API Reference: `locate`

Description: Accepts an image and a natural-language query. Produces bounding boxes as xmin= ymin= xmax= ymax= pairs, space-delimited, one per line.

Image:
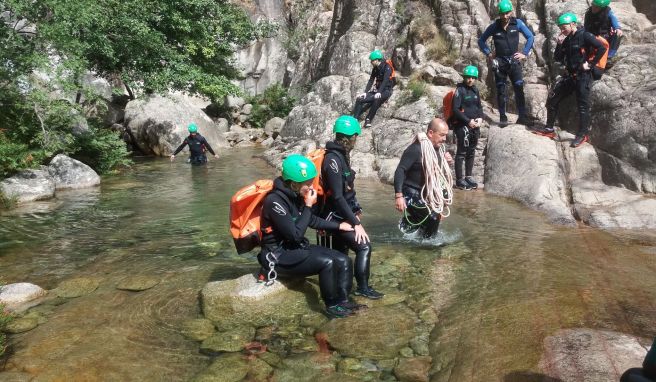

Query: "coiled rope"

xmin=416 ymin=131 xmax=454 ymax=218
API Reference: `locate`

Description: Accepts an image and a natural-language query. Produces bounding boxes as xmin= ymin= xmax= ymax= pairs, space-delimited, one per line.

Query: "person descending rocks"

xmin=394 ymin=118 xmax=454 ymax=239
xmin=478 ymin=0 xmax=535 ymax=127
xmin=352 ymin=49 xmax=395 ymax=128
xmin=319 ymin=115 xmax=383 ymax=300
xmin=534 ymin=13 xmax=607 ymax=148
xmin=258 ymin=154 xmax=363 ymax=319
xmin=584 ymin=0 xmax=623 ymax=65
xmin=620 ymin=337 xmax=656 ymax=382
xmin=170 ymin=123 xmax=219 ymax=165
xmin=451 ymin=66 xmax=485 ymax=190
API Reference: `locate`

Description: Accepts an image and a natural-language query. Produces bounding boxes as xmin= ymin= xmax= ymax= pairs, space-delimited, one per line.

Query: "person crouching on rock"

xmin=319 ymin=115 xmax=383 ymax=300
xmin=170 ymin=123 xmax=218 ymax=165
xmin=394 ymin=118 xmax=454 ymax=239
xmin=352 ymin=49 xmax=395 ymax=129
xmin=258 ymin=154 xmax=365 ymax=319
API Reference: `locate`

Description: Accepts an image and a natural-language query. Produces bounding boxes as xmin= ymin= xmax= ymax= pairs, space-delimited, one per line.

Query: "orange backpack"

xmin=386 ymin=59 xmax=397 ymax=85
xmin=585 ymin=35 xmax=610 ymax=70
xmin=229 ymin=179 xmax=274 ymax=254
xmin=306 ymin=148 xmax=326 ymax=197
xmin=443 ymin=89 xmax=464 ymax=128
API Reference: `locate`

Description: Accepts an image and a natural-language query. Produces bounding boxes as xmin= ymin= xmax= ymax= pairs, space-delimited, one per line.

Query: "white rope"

xmin=416 ymin=132 xmax=454 ymax=217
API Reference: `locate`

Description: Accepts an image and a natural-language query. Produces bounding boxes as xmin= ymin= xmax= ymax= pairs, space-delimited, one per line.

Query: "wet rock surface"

xmin=116 ymin=276 xmax=160 ymax=291
xmin=0 ymin=169 xmax=55 ymax=204
xmin=47 ymin=154 xmax=100 ymax=190
xmin=53 ymin=277 xmax=101 ymax=298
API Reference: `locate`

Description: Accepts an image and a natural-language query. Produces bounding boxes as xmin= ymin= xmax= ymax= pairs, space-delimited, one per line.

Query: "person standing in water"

xmin=170 ymin=123 xmax=218 ymax=165
xmin=394 ymin=118 xmax=454 ymax=239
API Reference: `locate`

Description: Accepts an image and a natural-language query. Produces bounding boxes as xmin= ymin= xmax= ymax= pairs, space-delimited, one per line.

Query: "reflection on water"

xmin=0 ymin=148 xmax=654 ymax=381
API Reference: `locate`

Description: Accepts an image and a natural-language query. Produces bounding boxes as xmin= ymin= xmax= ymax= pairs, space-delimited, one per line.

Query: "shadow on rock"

xmin=504 ymin=371 xmax=563 ymax=382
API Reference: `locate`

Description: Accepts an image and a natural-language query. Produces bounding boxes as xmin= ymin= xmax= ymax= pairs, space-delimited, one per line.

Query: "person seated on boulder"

xmin=394 ymin=118 xmax=453 ymax=239
xmin=319 ymin=115 xmax=383 ymax=300
xmin=620 ymin=337 xmax=656 ymax=382
xmin=533 ymin=13 xmax=607 ymax=148
xmin=352 ymin=49 xmax=395 ymax=128
xmin=451 ymin=66 xmax=484 ymax=190
xmin=258 ymin=154 xmax=364 ymax=319
xmin=477 ymin=0 xmax=534 ymax=127
xmin=170 ymin=123 xmax=218 ymax=165
xmin=584 ymin=0 xmax=622 ymax=65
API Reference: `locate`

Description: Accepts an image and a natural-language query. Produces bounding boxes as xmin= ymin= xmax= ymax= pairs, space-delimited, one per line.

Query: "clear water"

xmin=0 ymin=148 xmax=654 ymax=381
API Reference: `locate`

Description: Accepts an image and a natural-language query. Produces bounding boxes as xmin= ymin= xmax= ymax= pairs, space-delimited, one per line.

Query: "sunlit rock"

xmin=53 ymin=277 xmax=101 ymax=298
xmin=0 ymin=283 xmax=47 ymax=311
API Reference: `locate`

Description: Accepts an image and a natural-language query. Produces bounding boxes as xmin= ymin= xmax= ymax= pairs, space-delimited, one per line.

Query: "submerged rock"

xmin=5 ymin=317 xmax=39 ymax=334
xmin=0 ymin=283 xmax=47 ymax=311
xmin=180 ymin=318 xmax=216 ymax=341
xmin=192 ymin=353 xmax=249 ymax=382
xmin=200 ymin=325 xmax=256 ymax=354
xmin=0 ymin=371 xmax=34 ymax=382
xmin=53 ymin=277 xmax=100 ymax=298
xmin=116 ymin=275 xmax=160 ymax=291
xmin=394 ymin=356 xmax=432 ymax=382
xmin=272 ymin=353 xmax=338 ymax=382
xmin=321 ymin=305 xmax=416 ymax=359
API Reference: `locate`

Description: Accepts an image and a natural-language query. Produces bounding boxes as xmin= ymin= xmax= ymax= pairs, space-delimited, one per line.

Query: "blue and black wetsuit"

xmin=393 ymin=142 xmax=441 ymax=238
xmin=172 ymin=133 xmax=216 ymax=165
xmin=478 ymin=17 xmax=534 ymax=120
xmin=546 ymin=27 xmax=607 ymax=138
xmin=353 ymin=61 xmax=394 ymax=124
xmin=259 ymin=177 xmax=353 ymax=307
xmin=319 ymin=141 xmax=374 ymax=291
xmin=452 ymin=83 xmax=484 ymax=181
xmin=621 ymin=337 xmax=656 ymax=382
xmin=584 ymin=6 xmax=622 ymax=58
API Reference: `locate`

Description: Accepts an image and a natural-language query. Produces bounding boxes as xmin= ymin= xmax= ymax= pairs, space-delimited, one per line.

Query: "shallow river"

xmin=1 ymin=149 xmax=654 ymax=381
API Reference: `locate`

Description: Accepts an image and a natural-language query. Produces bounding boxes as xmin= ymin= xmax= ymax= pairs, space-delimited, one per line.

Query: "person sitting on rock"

xmin=451 ymin=66 xmax=484 ymax=190
xmin=170 ymin=123 xmax=218 ymax=165
xmin=352 ymin=49 xmax=395 ymax=128
xmin=534 ymin=13 xmax=607 ymax=148
xmin=258 ymin=154 xmax=364 ymax=319
xmin=319 ymin=115 xmax=383 ymax=300
xmin=584 ymin=0 xmax=623 ymax=65
xmin=394 ymin=118 xmax=454 ymax=239
xmin=477 ymin=0 xmax=534 ymax=127
xmin=620 ymin=337 xmax=656 ymax=382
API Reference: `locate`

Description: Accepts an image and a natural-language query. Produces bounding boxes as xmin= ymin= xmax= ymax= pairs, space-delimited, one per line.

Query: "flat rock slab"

xmin=0 ymin=283 xmax=47 ymax=310
xmin=0 ymin=169 xmax=55 ymax=204
xmin=539 ymin=328 xmax=648 ymax=382
xmin=200 ymin=325 xmax=256 ymax=354
xmin=181 ymin=318 xmax=216 ymax=341
xmin=394 ymin=356 xmax=432 ymax=382
xmin=53 ymin=277 xmax=101 ymax=298
xmin=5 ymin=317 xmax=39 ymax=334
xmin=116 ymin=276 xmax=160 ymax=291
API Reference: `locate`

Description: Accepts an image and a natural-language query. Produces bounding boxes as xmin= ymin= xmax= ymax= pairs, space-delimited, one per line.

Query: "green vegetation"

xmin=398 ymin=76 xmax=429 ymax=106
xmin=408 ymin=13 xmax=458 ymax=66
xmin=0 ymin=302 xmax=12 ymax=357
xmin=247 ymin=83 xmax=297 ymax=129
xmin=1 ymin=0 xmax=272 ymax=177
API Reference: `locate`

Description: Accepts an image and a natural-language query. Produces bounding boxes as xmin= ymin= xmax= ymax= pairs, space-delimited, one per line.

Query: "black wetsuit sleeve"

xmin=554 ymin=41 xmax=565 ymax=64
xmin=476 ymin=88 xmax=484 ymax=118
xmin=378 ymin=64 xmax=393 ymax=92
xmin=201 ymin=137 xmax=216 ymax=155
xmin=364 ymin=70 xmax=375 ymax=92
xmin=452 ymin=87 xmax=471 ymax=126
xmin=172 ymin=138 xmax=189 ymax=155
xmin=264 ymin=194 xmax=313 ymax=243
xmin=323 ymin=154 xmax=360 ymax=226
xmin=308 ymin=214 xmax=340 ymax=231
xmin=584 ymin=32 xmax=607 ymax=66
xmin=394 ymin=144 xmax=420 ymax=193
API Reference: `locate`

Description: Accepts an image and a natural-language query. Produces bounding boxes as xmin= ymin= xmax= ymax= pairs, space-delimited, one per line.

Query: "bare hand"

xmin=357 ymin=93 xmax=367 ymax=99
xmin=170 ymin=155 xmax=175 ymax=162
xmin=557 ymin=33 xmax=566 ymax=44
xmin=475 ymin=118 xmax=484 ymax=127
xmin=356 ymin=211 xmax=362 ymax=221
xmin=374 ymin=93 xmax=381 ymax=99
xmin=303 ymin=188 xmax=317 ymax=207
xmin=445 ymin=152 xmax=454 ymax=165
xmin=353 ymin=224 xmax=370 ymax=244
xmin=338 ymin=222 xmax=354 ymax=231
xmin=468 ymin=119 xmax=477 ymax=128
xmin=582 ymin=61 xmax=591 ymax=71
xmin=487 ymin=52 xmax=496 ymax=61
xmin=214 ymin=154 xmax=219 ymax=159
xmin=615 ymin=29 xmax=623 ymax=37
xmin=513 ymin=52 xmax=527 ymax=60
xmin=395 ymin=196 xmax=406 ymax=212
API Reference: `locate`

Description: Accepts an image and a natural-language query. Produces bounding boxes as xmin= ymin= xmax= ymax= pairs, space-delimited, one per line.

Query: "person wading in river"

xmin=394 ymin=118 xmax=454 ymax=239
xmin=170 ymin=123 xmax=218 ymax=165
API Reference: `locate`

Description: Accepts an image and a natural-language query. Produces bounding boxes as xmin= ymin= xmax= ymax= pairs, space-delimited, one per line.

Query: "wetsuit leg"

xmin=420 ymin=212 xmax=441 ymax=239
xmin=620 ymin=368 xmax=654 ymax=382
xmin=546 ymin=76 xmax=576 ymax=129
xmin=353 ymin=93 xmax=376 ymax=120
xmin=607 ymin=33 xmax=621 ymax=58
xmin=494 ymin=63 xmax=510 ymax=119
xmin=465 ymin=128 xmax=480 ymax=177
xmin=365 ymin=90 xmax=392 ymax=123
xmin=190 ymin=155 xmax=208 ymax=165
xmin=574 ymin=72 xmax=593 ymax=137
xmin=454 ymin=126 xmax=469 ymax=180
xmin=509 ymin=61 xmax=527 ymax=117
xmin=333 ymin=229 xmax=372 ymax=290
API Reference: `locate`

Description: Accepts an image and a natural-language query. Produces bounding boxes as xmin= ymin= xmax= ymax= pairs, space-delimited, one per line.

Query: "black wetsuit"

xmin=452 ymin=83 xmax=484 ymax=181
xmin=319 ymin=141 xmax=373 ymax=291
xmin=393 ymin=141 xmax=441 ymax=238
xmin=172 ymin=133 xmax=216 ymax=165
xmin=353 ymin=61 xmax=394 ymax=123
xmin=259 ymin=177 xmax=353 ymax=307
xmin=621 ymin=337 xmax=656 ymax=382
xmin=546 ymin=27 xmax=607 ymax=138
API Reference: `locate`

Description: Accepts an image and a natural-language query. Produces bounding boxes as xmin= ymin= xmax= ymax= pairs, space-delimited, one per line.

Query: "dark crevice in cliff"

xmin=312 ymin=0 xmax=356 ymax=81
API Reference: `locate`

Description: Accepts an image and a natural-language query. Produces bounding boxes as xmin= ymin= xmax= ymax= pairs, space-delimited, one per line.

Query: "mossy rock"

xmin=53 ymin=277 xmax=100 ymax=298
xmin=257 ymin=351 xmax=282 ymax=367
xmin=272 ymin=353 xmax=338 ymax=382
xmin=192 ymin=353 xmax=249 ymax=382
xmin=5 ymin=317 xmax=38 ymax=334
xmin=200 ymin=325 xmax=256 ymax=354
xmin=181 ymin=319 xmax=216 ymax=341
xmin=246 ymin=357 xmax=274 ymax=381
xmin=116 ymin=275 xmax=160 ymax=291
xmin=320 ymin=305 xmax=416 ymax=359
xmin=353 ymin=291 xmax=406 ymax=307
xmin=0 ymin=371 xmax=34 ymax=382
xmin=394 ymin=356 xmax=432 ymax=382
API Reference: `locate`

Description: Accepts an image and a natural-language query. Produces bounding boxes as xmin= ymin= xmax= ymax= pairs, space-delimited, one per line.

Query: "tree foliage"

xmin=247 ymin=83 xmax=297 ymax=129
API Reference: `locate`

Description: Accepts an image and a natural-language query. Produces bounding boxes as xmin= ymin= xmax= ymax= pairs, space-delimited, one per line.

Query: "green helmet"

xmin=188 ymin=123 xmax=198 ymax=133
xmin=333 ymin=115 xmax=361 ymax=136
xmin=498 ymin=0 xmax=513 ymax=13
xmin=592 ymin=0 xmax=610 ymax=7
xmin=557 ymin=12 xmax=578 ymax=25
xmin=463 ymin=65 xmax=479 ymax=78
xmin=282 ymin=154 xmax=317 ymax=183
xmin=369 ymin=49 xmax=384 ymax=61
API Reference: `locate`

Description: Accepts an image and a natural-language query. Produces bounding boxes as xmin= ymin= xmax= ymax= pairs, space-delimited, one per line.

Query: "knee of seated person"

xmin=513 ymin=79 xmax=524 ymax=88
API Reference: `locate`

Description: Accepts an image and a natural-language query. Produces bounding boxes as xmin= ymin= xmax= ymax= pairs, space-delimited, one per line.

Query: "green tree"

xmin=248 ymin=83 xmax=297 ymax=129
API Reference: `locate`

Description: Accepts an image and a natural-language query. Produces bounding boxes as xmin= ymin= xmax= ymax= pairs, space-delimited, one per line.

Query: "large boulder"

xmin=124 ymin=94 xmax=228 ymax=156
xmin=484 ymin=124 xmax=576 ymax=225
xmin=0 ymin=168 xmax=55 ymax=204
xmin=48 ymin=154 xmax=100 ymax=190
